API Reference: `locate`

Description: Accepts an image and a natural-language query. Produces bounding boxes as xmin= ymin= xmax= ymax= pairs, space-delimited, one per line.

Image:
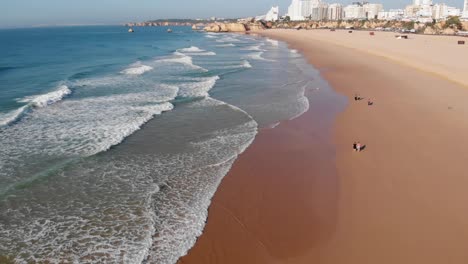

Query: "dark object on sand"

xmin=353 ymin=142 xmax=357 ymax=151
xmin=331 ymin=29 xmax=336 ymax=32
xmin=370 ymin=32 xmax=375 ymax=36
xmin=348 ymin=31 xmax=353 ymax=33
xmin=354 ymin=94 xmax=363 ymax=101
xmin=458 ymin=40 xmax=465 ymax=45
xmin=368 ymin=100 xmax=374 ymax=106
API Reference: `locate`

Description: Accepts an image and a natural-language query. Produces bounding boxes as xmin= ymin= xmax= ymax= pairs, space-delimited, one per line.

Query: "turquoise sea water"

xmin=0 ymin=26 xmax=320 ymax=263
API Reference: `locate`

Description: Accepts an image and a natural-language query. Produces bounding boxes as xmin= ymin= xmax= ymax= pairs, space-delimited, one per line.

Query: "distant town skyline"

xmin=0 ymin=0 xmax=465 ymax=28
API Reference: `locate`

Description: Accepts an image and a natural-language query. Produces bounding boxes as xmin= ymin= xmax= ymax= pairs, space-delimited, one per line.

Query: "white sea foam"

xmin=216 ymin=43 xmax=235 ymax=47
xmin=266 ymin=38 xmax=279 ymax=46
xmin=184 ymin=51 xmax=216 ymax=56
xmin=246 ymin=52 xmax=275 ymax=62
xmin=177 ymin=76 xmax=220 ymax=98
xmin=143 ymin=97 xmax=258 ymax=263
xmin=242 ymin=60 xmax=252 ymax=68
xmin=211 ymin=60 xmax=252 ymax=70
xmin=158 ymin=53 xmax=208 ymax=71
xmin=19 ymin=85 xmax=72 ymax=108
xmin=121 ymin=64 xmax=153 ymax=75
xmin=177 ymin=46 xmax=216 ymax=56
xmin=0 ymin=105 xmax=28 ymax=126
xmin=290 ymin=49 xmax=298 ymax=53
xmin=216 ymin=36 xmax=241 ymax=43
xmin=2 ymin=85 xmax=72 ymax=126
xmin=178 ymin=46 xmax=205 ymax=52
xmin=0 ymin=84 xmax=178 ymax=158
xmin=242 ymin=45 xmax=265 ymax=51
xmin=268 ymin=122 xmax=281 ymax=129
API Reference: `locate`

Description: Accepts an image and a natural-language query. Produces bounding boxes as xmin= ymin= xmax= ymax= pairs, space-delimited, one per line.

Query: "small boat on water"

xmin=167 ymin=28 xmax=173 ymax=33
xmin=128 ymin=28 xmax=134 ymax=33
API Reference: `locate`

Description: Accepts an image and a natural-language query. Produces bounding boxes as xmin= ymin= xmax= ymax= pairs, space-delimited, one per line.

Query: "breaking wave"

xmin=177 ymin=46 xmax=216 ymax=56
xmin=246 ymin=52 xmax=275 ymax=61
xmin=121 ymin=63 xmax=154 ymax=75
xmin=177 ymin=76 xmax=220 ymax=98
xmin=1 ymin=85 xmax=72 ymax=127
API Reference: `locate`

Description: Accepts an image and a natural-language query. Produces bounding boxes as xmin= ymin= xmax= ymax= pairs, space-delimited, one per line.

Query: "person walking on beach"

xmin=353 ymin=142 xmax=357 ymax=151
xmin=356 ymin=142 xmax=362 ymax=152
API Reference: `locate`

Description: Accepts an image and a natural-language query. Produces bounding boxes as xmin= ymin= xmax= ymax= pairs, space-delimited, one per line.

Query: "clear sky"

xmin=0 ymin=0 xmax=465 ymax=28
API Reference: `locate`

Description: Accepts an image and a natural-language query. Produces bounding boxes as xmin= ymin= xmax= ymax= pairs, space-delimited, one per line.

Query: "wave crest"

xmin=20 ymin=85 xmax=72 ymax=108
xmin=121 ymin=64 xmax=153 ymax=75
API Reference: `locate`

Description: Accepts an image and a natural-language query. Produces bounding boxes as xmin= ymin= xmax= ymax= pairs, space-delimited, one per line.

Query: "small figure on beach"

xmin=368 ymin=99 xmax=374 ymax=106
xmin=353 ymin=142 xmax=357 ymax=151
xmin=356 ymin=142 xmax=362 ymax=152
xmin=354 ymin=94 xmax=363 ymax=101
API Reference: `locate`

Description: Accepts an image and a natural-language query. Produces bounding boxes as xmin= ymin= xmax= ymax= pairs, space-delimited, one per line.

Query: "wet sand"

xmin=179 ymin=29 xmax=468 ymax=264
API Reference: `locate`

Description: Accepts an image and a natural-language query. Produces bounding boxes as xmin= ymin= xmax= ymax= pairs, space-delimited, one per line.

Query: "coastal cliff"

xmin=270 ymin=19 xmax=468 ymax=35
xmin=203 ymin=22 xmax=265 ymax=32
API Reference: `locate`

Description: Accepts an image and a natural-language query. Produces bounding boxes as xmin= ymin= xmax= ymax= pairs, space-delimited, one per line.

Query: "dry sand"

xmin=179 ymin=29 xmax=468 ymax=264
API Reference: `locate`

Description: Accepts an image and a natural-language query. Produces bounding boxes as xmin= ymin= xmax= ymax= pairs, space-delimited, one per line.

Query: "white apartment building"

xmin=432 ymin=4 xmax=461 ymax=20
xmin=265 ymin=6 xmax=280 ymax=21
xmin=463 ymin=0 xmax=468 ymax=18
xmin=344 ymin=3 xmax=366 ymax=19
xmin=365 ymin=3 xmax=384 ymax=19
xmin=287 ymin=0 xmax=327 ymax=21
xmin=288 ymin=0 xmax=305 ymax=20
xmin=343 ymin=2 xmax=382 ymax=20
xmin=309 ymin=2 xmax=329 ymax=20
xmin=412 ymin=0 xmax=432 ymax=6
xmin=432 ymin=3 xmax=447 ymax=19
xmin=287 ymin=0 xmax=301 ymax=20
xmin=446 ymin=6 xmax=461 ymax=17
xmin=378 ymin=9 xmax=405 ymax=20
xmin=328 ymin=3 xmax=344 ymax=20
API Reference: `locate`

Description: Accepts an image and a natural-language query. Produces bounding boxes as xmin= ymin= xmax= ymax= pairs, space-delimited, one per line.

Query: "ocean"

xmin=0 ymin=26 xmax=320 ymax=263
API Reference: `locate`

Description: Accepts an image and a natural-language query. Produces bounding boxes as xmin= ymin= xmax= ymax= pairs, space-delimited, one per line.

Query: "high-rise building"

xmin=463 ymin=0 xmax=468 ymax=18
xmin=288 ymin=0 xmax=305 ymax=20
xmin=309 ymin=2 xmax=329 ymax=20
xmin=287 ymin=0 xmax=324 ymax=21
xmin=265 ymin=6 xmax=280 ymax=21
xmin=343 ymin=2 xmax=381 ymax=20
xmin=378 ymin=9 xmax=405 ymax=20
xmin=328 ymin=3 xmax=344 ymax=20
xmin=364 ymin=3 xmax=383 ymax=19
xmin=344 ymin=3 xmax=366 ymax=19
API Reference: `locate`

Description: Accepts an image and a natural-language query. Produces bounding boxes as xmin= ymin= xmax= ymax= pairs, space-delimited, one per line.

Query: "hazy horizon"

xmin=1 ymin=0 xmax=465 ymax=28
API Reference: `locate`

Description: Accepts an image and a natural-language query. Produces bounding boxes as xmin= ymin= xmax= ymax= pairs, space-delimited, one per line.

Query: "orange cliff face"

xmin=204 ymin=22 xmax=265 ymax=32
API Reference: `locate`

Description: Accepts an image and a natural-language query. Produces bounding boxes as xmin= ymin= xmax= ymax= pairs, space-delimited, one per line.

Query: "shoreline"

xmin=179 ymin=29 xmax=468 ymax=263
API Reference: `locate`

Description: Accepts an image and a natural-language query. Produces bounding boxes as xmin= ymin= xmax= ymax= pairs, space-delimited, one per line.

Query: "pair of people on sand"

xmin=353 ymin=142 xmax=363 ymax=152
xmin=355 ymin=94 xmax=374 ymax=106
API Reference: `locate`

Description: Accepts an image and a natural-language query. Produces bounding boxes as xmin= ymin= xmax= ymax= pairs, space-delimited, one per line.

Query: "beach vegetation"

xmin=284 ymin=16 xmax=291 ymax=22
xmin=402 ymin=21 xmax=415 ymax=30
xmin=444 ymin=16 xmax=462 ymax=30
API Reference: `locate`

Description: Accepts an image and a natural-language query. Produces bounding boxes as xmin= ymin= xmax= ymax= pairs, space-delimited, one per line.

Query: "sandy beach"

xmin=179 ymin=29 xmax=468 ymax=264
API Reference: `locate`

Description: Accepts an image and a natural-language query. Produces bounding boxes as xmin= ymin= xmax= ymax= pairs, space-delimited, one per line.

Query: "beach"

xmin=179 ymin=29 xmax=468 ymax=264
